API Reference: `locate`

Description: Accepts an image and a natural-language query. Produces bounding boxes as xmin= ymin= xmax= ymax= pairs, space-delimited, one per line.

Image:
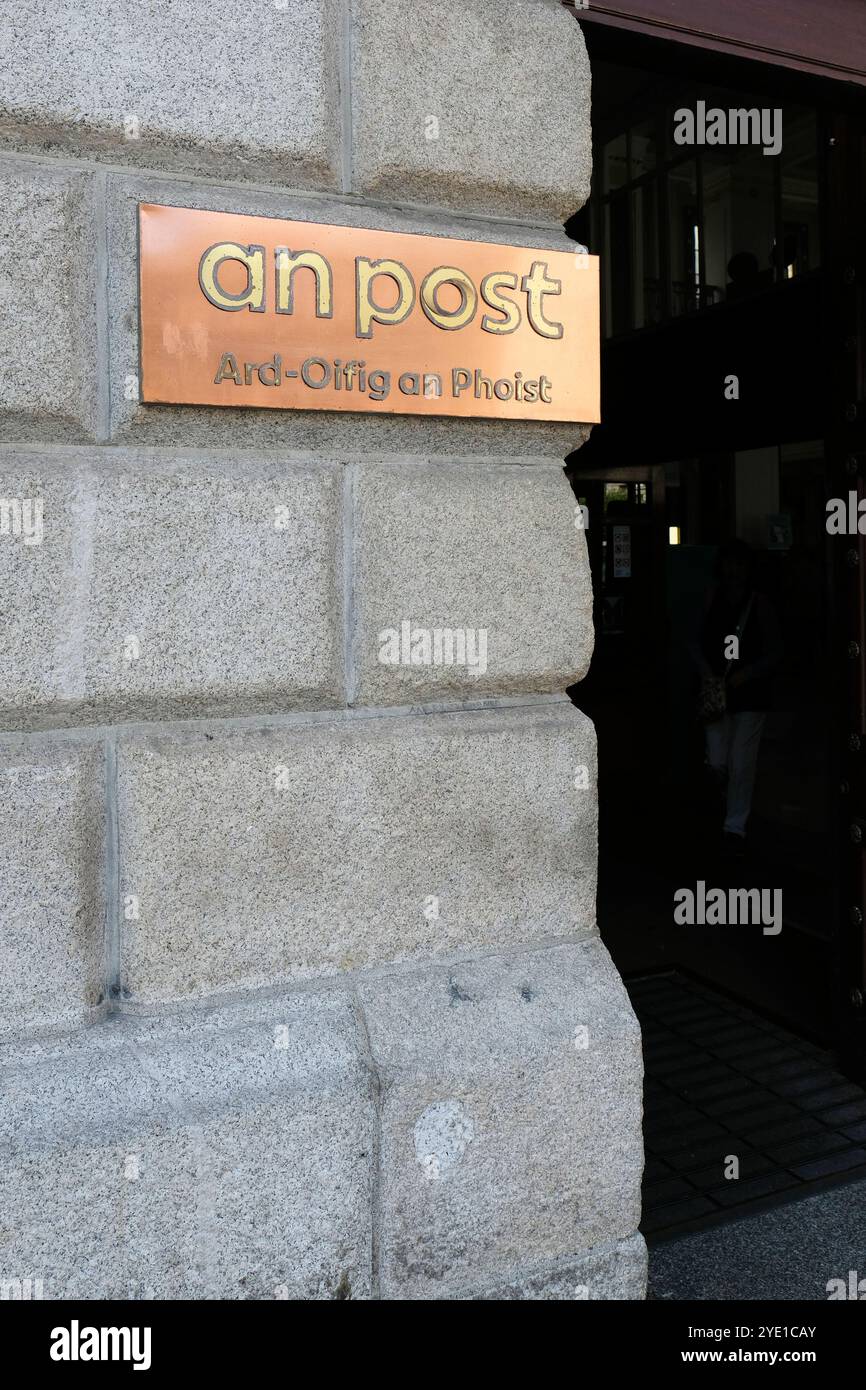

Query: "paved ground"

xmin=650 ymin=1177 xmax=866 ymax=1299
xmin=628 ymin=973 xmax=866 ymax=1238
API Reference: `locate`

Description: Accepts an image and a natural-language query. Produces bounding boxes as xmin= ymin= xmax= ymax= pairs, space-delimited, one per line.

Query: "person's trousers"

xmin=704 ymin=710 xmax=766 ymax=837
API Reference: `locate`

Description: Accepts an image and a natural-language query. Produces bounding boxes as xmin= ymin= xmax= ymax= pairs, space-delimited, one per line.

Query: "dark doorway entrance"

xmin=570 ymin=448 xmax=837 ymax=1040
xmin=563 ymin=16 xmax=866 ymax=1236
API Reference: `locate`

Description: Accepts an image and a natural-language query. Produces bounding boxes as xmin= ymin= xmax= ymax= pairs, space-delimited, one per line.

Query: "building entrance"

xmin=562 ymin=14 xmax=866 ymax=1235
xmin=569 ymin=452 xmax=835 ymax=1041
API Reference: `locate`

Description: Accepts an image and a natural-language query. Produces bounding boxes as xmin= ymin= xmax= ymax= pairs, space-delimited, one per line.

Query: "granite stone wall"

xmin=0 ymin=0 xmax=645 ymax=1299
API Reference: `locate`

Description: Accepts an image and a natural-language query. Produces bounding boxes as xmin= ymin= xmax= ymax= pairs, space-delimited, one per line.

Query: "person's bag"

xmin=696 ymin=593 xmax=755 ymax=725
xmin=697 ymin=674 xmax=727 ymax=723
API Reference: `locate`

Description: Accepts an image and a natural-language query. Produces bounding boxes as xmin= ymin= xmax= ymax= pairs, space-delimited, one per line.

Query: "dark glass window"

xmin=589 ymin=74 xmax=822 ymax=340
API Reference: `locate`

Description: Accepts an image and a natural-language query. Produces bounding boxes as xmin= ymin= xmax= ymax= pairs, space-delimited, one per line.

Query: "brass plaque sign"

xmin=138 ymin=204 xmax=600 ymax=422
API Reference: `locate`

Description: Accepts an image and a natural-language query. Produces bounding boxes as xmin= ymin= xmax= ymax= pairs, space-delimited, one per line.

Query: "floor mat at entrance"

xmin=629 ymin=972 xmax=866 ymax=1240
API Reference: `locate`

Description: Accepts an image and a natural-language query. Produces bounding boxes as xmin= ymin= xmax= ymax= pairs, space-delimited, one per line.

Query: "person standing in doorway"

xmin=692 ymin=540 xmax=783 ymax=856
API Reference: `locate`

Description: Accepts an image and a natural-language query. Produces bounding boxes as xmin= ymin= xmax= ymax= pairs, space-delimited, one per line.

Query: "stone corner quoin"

xmin=0 ymin=0 xmax=645 ymax=1305
xmin=350 ymin=0 xmax=592 ymax=223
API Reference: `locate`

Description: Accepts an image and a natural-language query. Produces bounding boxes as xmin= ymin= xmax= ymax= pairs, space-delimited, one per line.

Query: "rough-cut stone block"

xmin=0 ymin=464 xmax=79 ymax=717
xmin=358 ymin=940 xmax=644 ymax=1300
xmin=0 ymin=2 xmax=342 ymax=189
xmin=117 ymin=704 xmax=597 ymax=1004
xmin=351 ymin=0 xmax=591 ymax=220
xmin=0 ymin=990 xmax=374 ymax=1299
xmin=0 ymin=451 xmax=344 ymax=726
xmin=105 ymin=172 xmax=587 ymax=457
xmin=472 ymin=1235 xmax=648 ymax=1300
xmin=352 ymin=459 xmax=592 ymax=704
xmin=0 ymin=160 xmax=99 ymax=441
xmin=0 ymin=739 xmax=105 ymax=1037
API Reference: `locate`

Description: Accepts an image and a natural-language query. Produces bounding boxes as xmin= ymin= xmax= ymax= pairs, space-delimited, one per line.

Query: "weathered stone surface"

xmin=351 ymin=0 xmax=592 ymax=220
xmin=472 ymin=1234 xmax=648 ymax=1300
xmin=351 ymin=459 xmax=592 ymax=704
xmin=358 ymin=940 xmax=644 ymax=1299
xmin=105 ymin=172 xmax=587 ymax=457
xmin=0 ymin=0 xmax=636 ymax=1312
xmin=0 ymin=739 xmax=105 ymax=1038
xmin=0 ymin=463 xmax=78 ymax=717
xmin=0 ymin=1 xmax=342 ymax=189
xmin=0 ymin=160 xmax=99 ymax=441
xmin=0 ymin=451 xmax=344 ymax=726
xmin=116 ymin=704 xmax=597 ymax=1004
xmin=0 ymin=990 xmax=374 ymax=1298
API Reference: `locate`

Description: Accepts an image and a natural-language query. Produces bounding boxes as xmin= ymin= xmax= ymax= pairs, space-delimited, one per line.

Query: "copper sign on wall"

xmin=138 ymin=204 xmax=600 ymax=423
